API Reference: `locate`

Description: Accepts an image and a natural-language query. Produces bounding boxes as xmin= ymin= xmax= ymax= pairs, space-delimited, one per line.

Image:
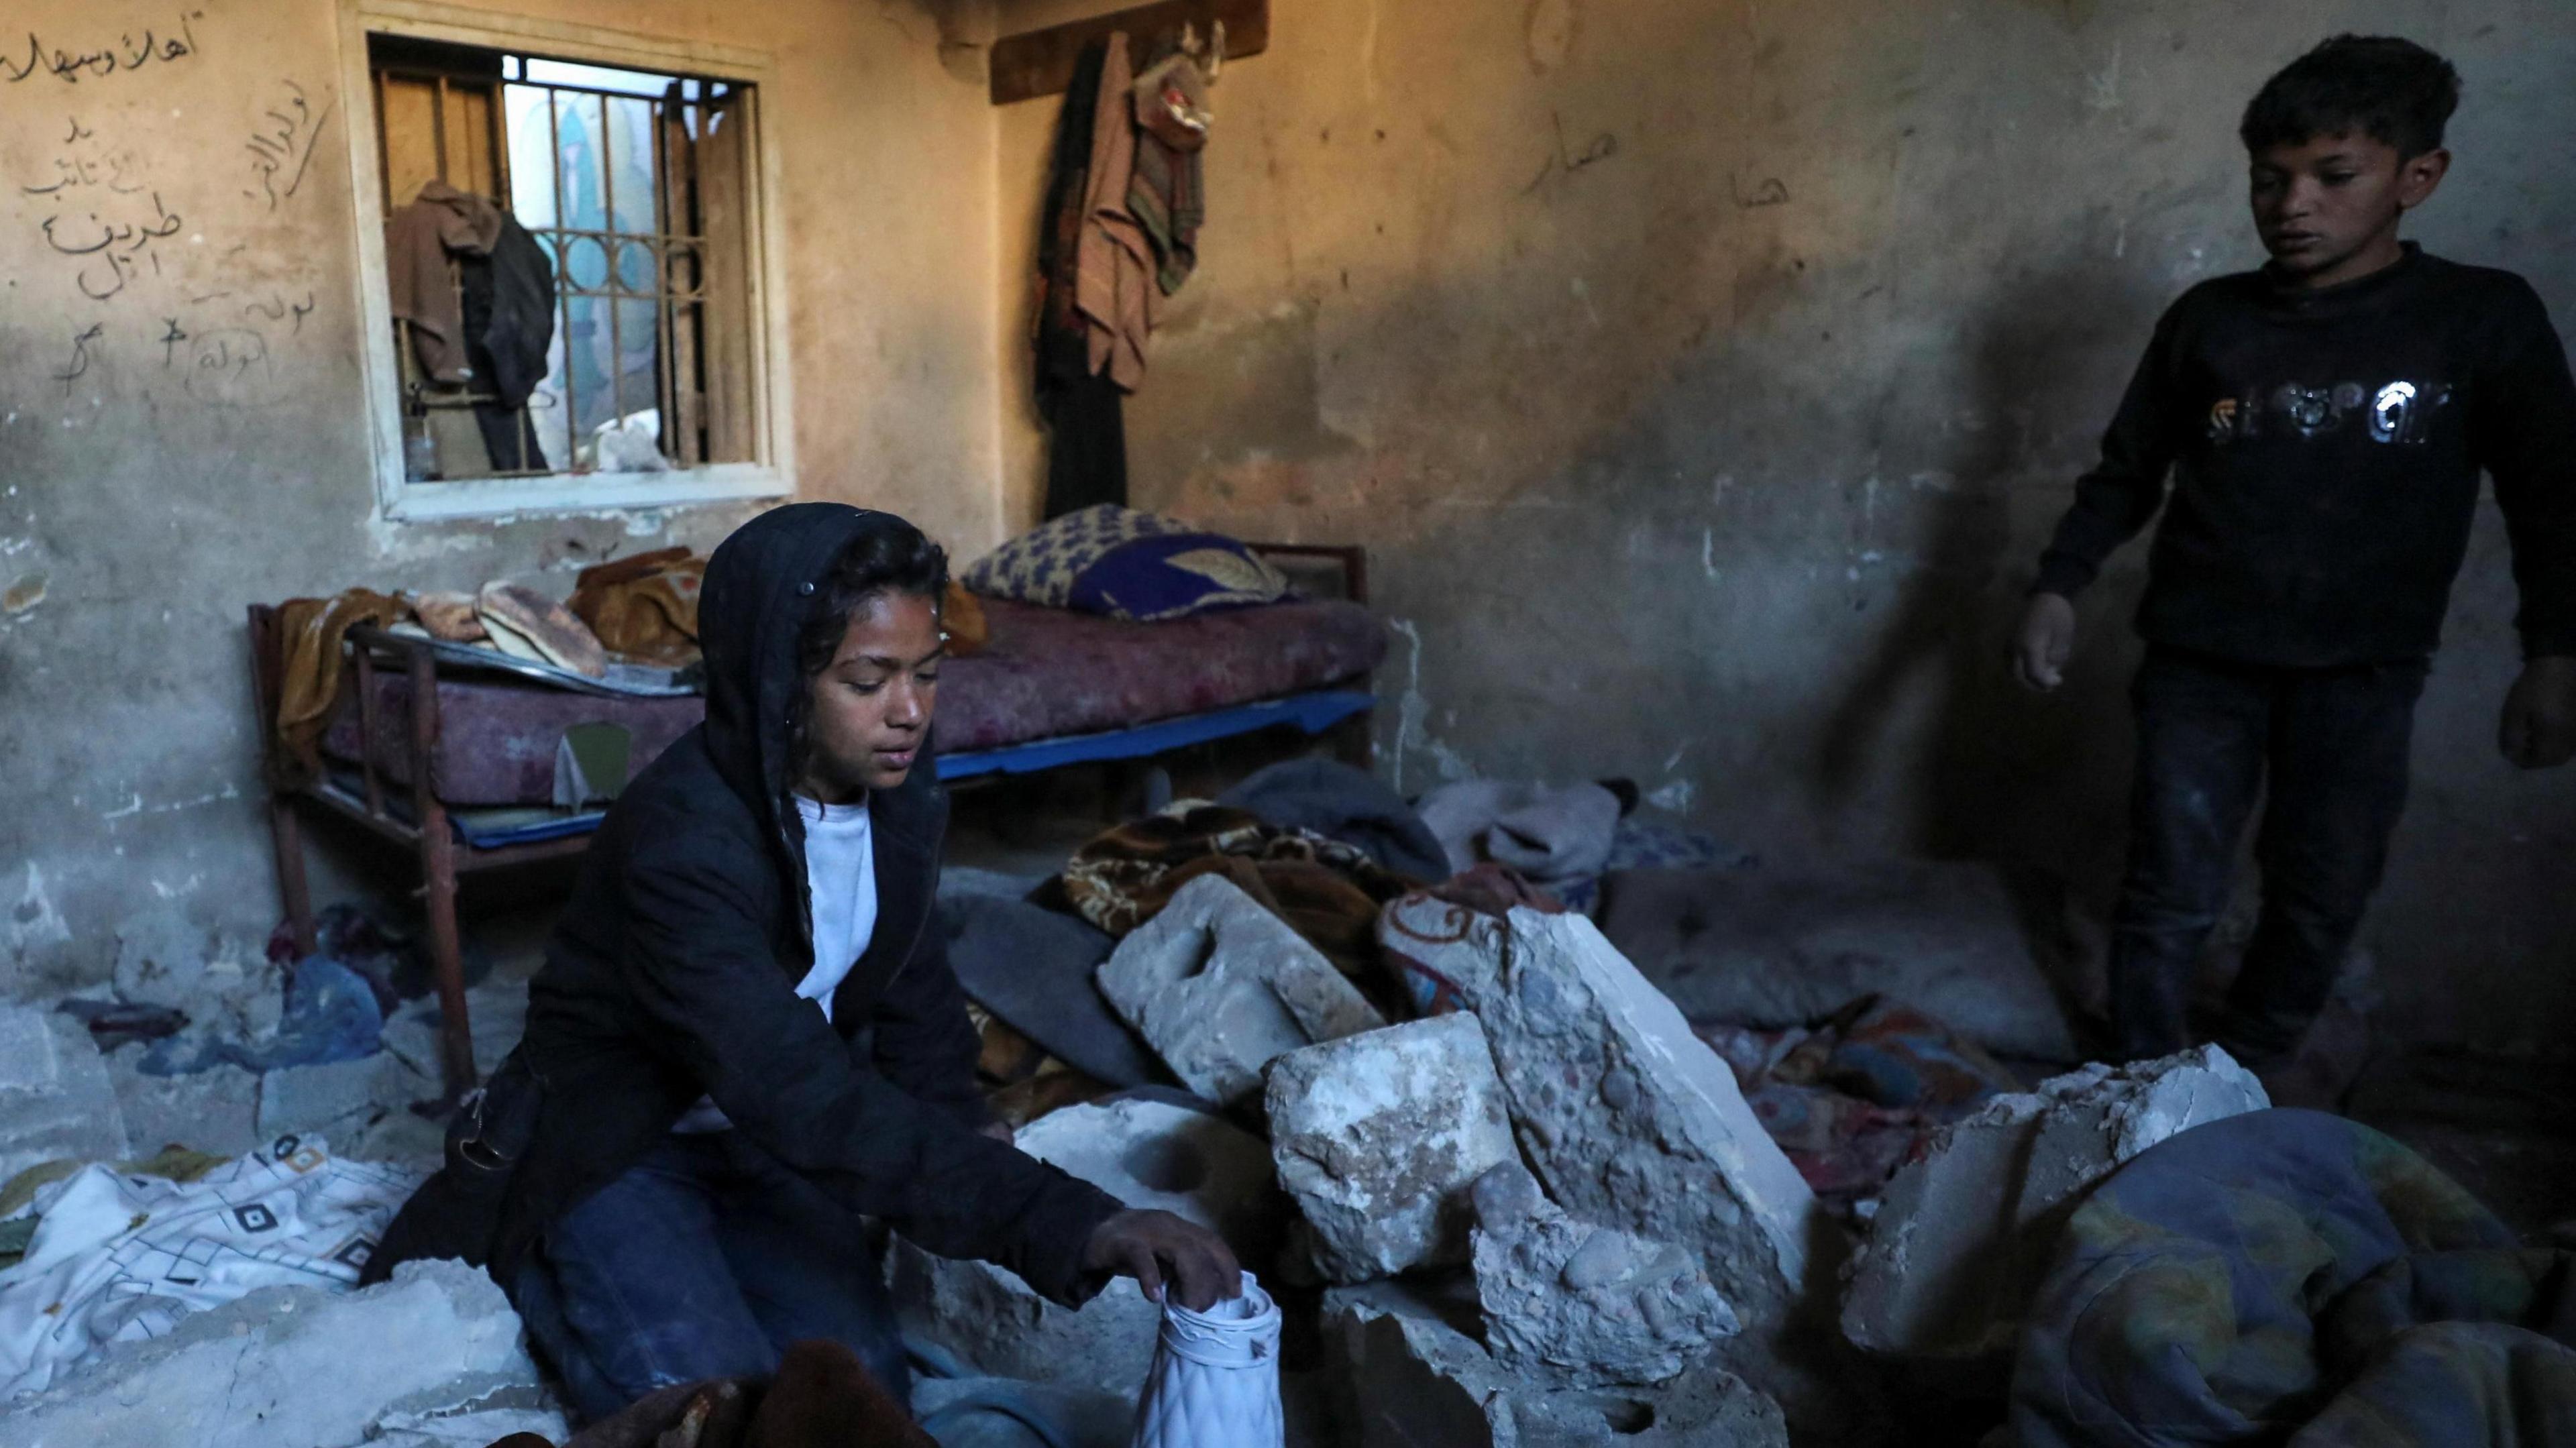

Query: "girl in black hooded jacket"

xmin=370 ymin=505 xmax=1236 ymax=1422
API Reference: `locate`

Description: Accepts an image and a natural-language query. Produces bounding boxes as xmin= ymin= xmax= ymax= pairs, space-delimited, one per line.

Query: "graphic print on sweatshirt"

xmin=2205 ymin=378 xmax=2455 ymax=446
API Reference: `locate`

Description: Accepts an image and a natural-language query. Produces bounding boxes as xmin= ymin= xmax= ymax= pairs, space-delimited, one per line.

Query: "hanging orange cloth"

xmin=270 ymin=590 xmax=409 ymax=785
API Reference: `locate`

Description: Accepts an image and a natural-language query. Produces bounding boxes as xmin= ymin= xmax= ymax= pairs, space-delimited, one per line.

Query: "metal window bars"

xmin=373 ymin=56 xmax=749 ymax=481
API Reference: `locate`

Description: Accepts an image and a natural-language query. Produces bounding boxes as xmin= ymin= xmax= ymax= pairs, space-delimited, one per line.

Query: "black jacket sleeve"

xmin=621 ymin=838 xmax=1120 ymax=1304
xmin=2034 ymin=303 xmax=2187 ymax=599
xmin=865 ymin=906 xmax=994 ymax=1129
xmin=2474 ymin=279 xmax=2576 ymax=659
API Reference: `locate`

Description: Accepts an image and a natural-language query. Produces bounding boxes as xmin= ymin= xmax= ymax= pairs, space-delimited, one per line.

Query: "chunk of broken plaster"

xmin=1470 ymin=1162 xmax=1739 ymax=1388
xmin=892 ymin=1095 xmax=1287 ymax=1394
xmin=1266 ymin=1013 xmax=1517 ymax=1282
xmin=8 ymin=1259 xmax=543 ymax=1448
xmin=1839 ymin=1044 xmax=2269 ymax=1365
xmin=1322 ymin=1278 xmax=1787 ymax=1448
xmin=0 ymin=1004 xmax=132 ymax=1185
xmin=1097 ymin=875 xmax=1385 ymax=1105
xmin=1378 ymin=897 xmax=1815 ymax=1337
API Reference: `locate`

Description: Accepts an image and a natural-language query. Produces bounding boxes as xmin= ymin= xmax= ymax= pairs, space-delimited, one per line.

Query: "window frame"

xmin=336 ymin=0 xmax=794 ymax=520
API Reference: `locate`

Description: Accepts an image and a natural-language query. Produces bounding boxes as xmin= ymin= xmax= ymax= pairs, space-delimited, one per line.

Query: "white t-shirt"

xmin=670 ymin=793 xmax=877 ymax=1133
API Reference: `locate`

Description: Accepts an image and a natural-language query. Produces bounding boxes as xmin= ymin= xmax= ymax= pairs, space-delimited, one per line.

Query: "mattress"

xmin=319 ymin=598 xmax=1384 ymax=807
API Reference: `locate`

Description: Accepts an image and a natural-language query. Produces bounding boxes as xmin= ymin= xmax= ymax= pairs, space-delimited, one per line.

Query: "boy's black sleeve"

xmin=2033 ymin=303 xmax=2186 ymax=599
xmin=865 ymin=906 xmax=996 ymax=1130
xmin=2474 ymin=278 xmax=2576 ymax=659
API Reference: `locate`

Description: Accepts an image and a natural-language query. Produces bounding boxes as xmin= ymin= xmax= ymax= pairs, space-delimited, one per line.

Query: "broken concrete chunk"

xmin=1840 ymin=1044 xmax=2268 ymax=1366
xmin=1266 ymin=1013 xmax=1517 ymax=1282
xmin=257 ymin=1055 xmax=389 ymax=1141
xmin=1322 ymin=1278 xmax=1788 ymax=1448
xmin=101 ymin=1045 xmax=258 ymax=1160
xmin=8 ymin=1258 xmax=543 ymax=1448
xmin=0 ymin=1005 xmax=132 ymax=1185
xmin=1097 ymin=875 xmax=1385 ymax=1105
xmin=1379 ymin=898 xmax=1816 ymax=1337
xmin=1470 ymin=1164 xmax=1739 ymax=1388
xmin=893 ymin=1095 xmax=1286 ymax=1394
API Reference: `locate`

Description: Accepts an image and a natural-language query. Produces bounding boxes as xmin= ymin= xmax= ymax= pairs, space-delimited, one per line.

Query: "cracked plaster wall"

xmin=994 ymin=0 xmax=2576 ymax=1044
xmin=1 ymin=0 xmax=1005 ymax=997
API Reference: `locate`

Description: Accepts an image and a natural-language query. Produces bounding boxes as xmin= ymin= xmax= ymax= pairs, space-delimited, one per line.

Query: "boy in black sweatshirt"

xmin=2012 ymin=36 xmax=2576 ymax=1072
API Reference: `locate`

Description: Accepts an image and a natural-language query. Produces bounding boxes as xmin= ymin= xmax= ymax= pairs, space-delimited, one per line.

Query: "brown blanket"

xmin=1061 ymin=802 xmax=1422 ymax=1015
xmin=271 ymin=589 xmax=408 ymax=785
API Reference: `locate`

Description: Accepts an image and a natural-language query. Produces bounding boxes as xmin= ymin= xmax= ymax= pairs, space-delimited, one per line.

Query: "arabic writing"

xmin=40 ymin=189 xmax=184 ymax=302
xmin=53 ymin=323 xmax=106 ymax=394
xmin=244 ymin=79 xmax=331 ymax=211
xmin=3 ymin=11 xmax=203 ymax=86
xmin=184 ymin=328 xmax=282 ymax=408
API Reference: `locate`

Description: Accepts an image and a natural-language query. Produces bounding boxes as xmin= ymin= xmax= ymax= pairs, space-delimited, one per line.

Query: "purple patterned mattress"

xmin=319 ymin=598 xmax=1383 ymax=806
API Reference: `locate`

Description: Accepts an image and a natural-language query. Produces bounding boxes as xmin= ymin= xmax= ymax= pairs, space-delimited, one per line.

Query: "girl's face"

xmin=796 ymin=590 xmax=943 ymax=803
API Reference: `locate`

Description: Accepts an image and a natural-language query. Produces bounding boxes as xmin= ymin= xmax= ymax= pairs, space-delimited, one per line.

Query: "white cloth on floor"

xmin=0 ymin=1135 xmax=422 ymax=1399
xmin=1415 ymin=780 xmax=1623 ymax=890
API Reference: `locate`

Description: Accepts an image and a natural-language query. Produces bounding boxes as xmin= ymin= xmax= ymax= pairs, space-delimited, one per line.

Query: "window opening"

xmin=368 ymin=34 xmax=757 ymax=485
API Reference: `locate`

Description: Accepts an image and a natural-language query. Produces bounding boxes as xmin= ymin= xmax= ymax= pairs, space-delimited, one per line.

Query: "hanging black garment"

xmin=1035 ymin=38 xmax=1127 ymax=518
xmin=459 ymin=215 xmax=557 ymax=473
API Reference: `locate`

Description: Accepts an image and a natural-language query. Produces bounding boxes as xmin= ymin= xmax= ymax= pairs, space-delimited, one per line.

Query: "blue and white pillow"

xmin=963 ymin=506 xmax=1291 ymax=620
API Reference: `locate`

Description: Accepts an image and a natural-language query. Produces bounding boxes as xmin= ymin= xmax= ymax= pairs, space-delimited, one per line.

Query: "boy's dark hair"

xmin=2241 ymin=36 xmax=2461 ymax=160
xmin=794 ymin=519 xmax=949 ymax=681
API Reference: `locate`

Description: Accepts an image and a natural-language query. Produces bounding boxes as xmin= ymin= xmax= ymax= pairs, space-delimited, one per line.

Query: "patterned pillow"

xmin=961 ymin=505 xmax=1188 ymax=608
xmin=963 ymin=506 xmax=1291 ymax=620
xmin=1067 ymin=533 xmax=1291 ymax=620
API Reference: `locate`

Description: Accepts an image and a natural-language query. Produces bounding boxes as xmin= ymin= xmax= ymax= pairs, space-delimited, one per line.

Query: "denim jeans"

xmin=513 ymin=1131 xmax=909 ymax=1424
xmin=2108 ymin=645 xmax=2426 ymax=1068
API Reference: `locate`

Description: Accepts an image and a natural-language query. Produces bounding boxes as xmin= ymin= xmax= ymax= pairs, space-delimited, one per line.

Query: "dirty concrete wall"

xmin=992 ymin=0 xmax=2576 ymax=1046
xmin=0 ymin=0 xmax=1000 ymax=997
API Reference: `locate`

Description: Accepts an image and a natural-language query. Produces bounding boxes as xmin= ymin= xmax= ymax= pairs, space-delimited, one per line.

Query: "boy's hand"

xmin=2012 ymin=594 xmax=2078 ymax=692
xmin=1081 ymin=1209 xmax=1241 ymax=1311
xmin=2500 ymin=655 xmax=2576 ymax=769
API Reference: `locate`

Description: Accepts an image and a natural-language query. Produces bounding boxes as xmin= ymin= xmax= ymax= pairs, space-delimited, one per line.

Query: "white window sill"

xmin=379 ymin=464 xmax=790 ymax=522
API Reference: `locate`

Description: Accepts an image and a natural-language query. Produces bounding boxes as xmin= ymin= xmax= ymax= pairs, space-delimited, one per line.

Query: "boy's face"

xmin=797 ymin=590 xmax=943 ymax=803
xmin=2249 ymin=131 xmax=2449 ymax=288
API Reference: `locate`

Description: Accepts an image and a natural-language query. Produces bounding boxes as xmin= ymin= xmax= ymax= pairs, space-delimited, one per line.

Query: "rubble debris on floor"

xmin=1264 ymin=1011 xmax=1517 ymax=1282
xmin=892 ymin=1093 xmax=1284 ymax=1394
xmin=8 ymin=1258 xmax=554 ymax=1448
xmin=1096 ymin=875 xmax=1385 ymax=1105
xmin=1601 ymin=860 xmax=2081 ymax=1062
xmin=1322 ymin=1278 xmax=1788 ymax=1448
xmin=1379 ymin=896 xmax=1817 ymax=1339
xmin=0 ymin=1004 xmax=131 ymax=1184
xmin=1840 ymin=1044 xmax=2269 ymax=1366
xmin=1468 ymin=1162 xmax=1739 ymax=1388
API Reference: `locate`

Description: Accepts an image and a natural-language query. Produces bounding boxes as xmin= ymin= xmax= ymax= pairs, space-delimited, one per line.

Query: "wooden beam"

xmin=989 ymin=0 xmax=1267 ymax=107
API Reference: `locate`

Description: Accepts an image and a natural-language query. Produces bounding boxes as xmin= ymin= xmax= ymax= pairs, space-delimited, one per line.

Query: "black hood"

xmin=698 ymin=503 xmax=909 ymax=853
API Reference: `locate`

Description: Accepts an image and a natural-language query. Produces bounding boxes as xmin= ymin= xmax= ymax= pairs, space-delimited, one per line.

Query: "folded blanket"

xmin=2010 ymin=1109 xmax=2564 ymax=1448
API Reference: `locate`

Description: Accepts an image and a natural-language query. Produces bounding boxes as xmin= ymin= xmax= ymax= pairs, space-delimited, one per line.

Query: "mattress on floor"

xmin=319 ymin=598 xmax=1384 ymax=806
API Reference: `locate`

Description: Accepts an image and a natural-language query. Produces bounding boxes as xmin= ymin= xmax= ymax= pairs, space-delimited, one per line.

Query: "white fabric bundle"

xmin=1130 ymin=1272 xmax=1282 ymax=1448
xmin=0 ymin=1135 xmax=422 ymax=1398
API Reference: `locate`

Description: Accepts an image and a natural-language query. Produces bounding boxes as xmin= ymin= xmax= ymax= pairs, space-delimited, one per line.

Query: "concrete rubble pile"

xmin=1840 ymin=1044 xmax=2271 ymax=1368
xmin=7 ymin=1259 xmax=566 ymax=1448
xmin=1095 ymin=875 xmax=1387 ymax=1106
xmin=0 ymin=1003 xmax=133 ymax=1184
xmin=1265 ymin=1011 xmax=1517 ymax=1282
xmin=1468 ymin=1162 xmax=1739 ymax=1388
xmin=909 ymin=890 xmax=1828 ymax=1442
xmin=892 ymin=1093 xmax=1290 ymax=1394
